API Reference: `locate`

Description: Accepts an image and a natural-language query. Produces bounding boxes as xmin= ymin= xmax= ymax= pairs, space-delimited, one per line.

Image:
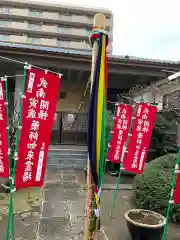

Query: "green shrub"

xmin=132 ymin=154 xmax=180 ymax=222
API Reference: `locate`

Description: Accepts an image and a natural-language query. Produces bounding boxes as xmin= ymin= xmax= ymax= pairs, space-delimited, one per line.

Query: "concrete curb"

xmin=44 ymin=180 xmax=133 ymax=190
xmin=82 ymin=184 xmax=133 ymax=190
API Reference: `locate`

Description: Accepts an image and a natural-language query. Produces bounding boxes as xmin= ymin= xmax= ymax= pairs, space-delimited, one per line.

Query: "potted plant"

xmin=125 ymin=209 xmax=166 ymax=240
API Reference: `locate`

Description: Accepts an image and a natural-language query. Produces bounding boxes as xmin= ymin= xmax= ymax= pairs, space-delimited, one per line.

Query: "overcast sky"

xmin=37 ymin=0 xmax=180 ymax=61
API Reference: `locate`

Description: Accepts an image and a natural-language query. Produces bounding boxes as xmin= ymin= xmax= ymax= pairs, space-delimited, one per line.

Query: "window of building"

xmin=57 ymin=26 xmax=71 ymax=34
xmin=81 ymin=40 xmax=89 ymax=46
xmin=76 ymin=114 xmax=88 ymax=132
xmin=52 ymin=113 xmax=60 ymax=130
xmin=0 ymin=20 xmax=9 ymax=27
xmin=45 ymin=10 xmax=58 ymax=15
xmin=27 ymin=36 xmax=41 ymax=44
xmin=0 ymin=7 xmax=11 ymax=14
xmin=59 ymin=13 xmax=72 ymax=20
xmin=57 ymin=26 xmax=63 ymax=32
xmin=0 ymin=34 xmax=10 ymax=41
xmin=42 ymin=36 xmax=54 ymax=39
xmin=57 ymin=40 xmax=69 ymax=48
xmin=28 ymin=23 xmax=42 ymax=31
xmin=28 ymin=9 xmax=42 ymax=17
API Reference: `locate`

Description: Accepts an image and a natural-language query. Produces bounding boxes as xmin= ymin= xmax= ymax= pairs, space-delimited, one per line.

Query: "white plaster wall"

xmin=14 ymin=75 xmax=89 ymax=114
xmin=56 ymin=84 xmax=89 ymax=113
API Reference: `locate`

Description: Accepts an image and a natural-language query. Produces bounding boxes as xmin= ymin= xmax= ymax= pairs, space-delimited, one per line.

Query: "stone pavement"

xmin=0 ymin=169 xmax=180 ymax=239
xmin=100 ymin=190 xmax=180 ymax=240
xmin=37 ymin=168 xmax=85 ymax=240
xmin=39 ymin=168 xmax=180 ymax=240
xmin=0 ymin=186 xmax=42 ymax=240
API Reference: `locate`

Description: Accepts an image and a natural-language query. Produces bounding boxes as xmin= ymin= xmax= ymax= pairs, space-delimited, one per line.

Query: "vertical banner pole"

xmin=162 ymin=148 xmax=180 ymax=240
xmin=6 ymin=64 xmax=28 ymax=240
xmin=84 ymin=13 xmax=106 ymax=240
xmin=110 ymin=165 xmax=122 ymax=217
xmin=110 ymin=104 xmax=135 ymax=217
xmin=12 ymin=64 xmax=28 ymax=186
xmin=4 ymin=75 xmax=15 ymax=240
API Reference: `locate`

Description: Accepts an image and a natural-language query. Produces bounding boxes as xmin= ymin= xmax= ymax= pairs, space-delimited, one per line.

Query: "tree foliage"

xmin=148 ymin=111 xmax=178 ymax=161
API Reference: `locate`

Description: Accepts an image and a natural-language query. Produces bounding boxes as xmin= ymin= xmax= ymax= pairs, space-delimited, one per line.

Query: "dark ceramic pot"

xmin=125 ymin=209 xmax=166 ymax=240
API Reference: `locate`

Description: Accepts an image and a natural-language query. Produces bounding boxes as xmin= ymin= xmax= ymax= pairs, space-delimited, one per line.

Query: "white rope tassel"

xmin=14 ymin=152 xmax=18 ymax=161
xmin=11 ymin=177 xmax=14 ymax=185
xmin=1 ymin=76 xmax=7 ymax=82
xmin=20 ymin=93 xmax=26 ymax=99
xmin=8 ymin=148 xmax=11 ymax=155
xmin=94 ymin=208 xmax=100 ymax=217
xmin=175 ymin=164 xmax=179 ymax=170
xmin=24 ymin=63 xmax=28 ymax=70
xmin=170 ymin=189 xmax=174 ymax=197
xmin=175 ymin=169 xmax=180 ymax=174
xmin=27 ymin=64 xmax=32 ymax=70
xmin=11 ymin=187 xmax=16 ymax=193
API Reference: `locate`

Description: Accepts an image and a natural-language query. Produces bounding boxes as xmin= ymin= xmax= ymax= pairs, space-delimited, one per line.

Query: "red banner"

xmin=123 ymin=103 xmax=157 ymax=174
xmin=0 ymin=79 xmax=9 ymax=178
xmin=174 ymin=166 xmax=180 ymax=204
xmin=108 ymin=104 xmax=133 ymax=163
xmin=15 ymin=68 xmax=61 ymax=189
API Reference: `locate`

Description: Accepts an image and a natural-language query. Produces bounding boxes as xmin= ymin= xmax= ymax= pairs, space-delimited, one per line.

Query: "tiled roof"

xmin=0 ymin=41 xmax=178 ymax=65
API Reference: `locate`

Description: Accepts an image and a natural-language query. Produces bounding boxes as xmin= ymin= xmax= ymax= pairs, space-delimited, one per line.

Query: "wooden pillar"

xmin=84 ymin=13 xmax=106 ymax=240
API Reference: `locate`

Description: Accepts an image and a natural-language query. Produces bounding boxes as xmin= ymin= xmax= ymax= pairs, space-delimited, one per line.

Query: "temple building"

xmin=0 ymin=0 xmax=179 ymax=147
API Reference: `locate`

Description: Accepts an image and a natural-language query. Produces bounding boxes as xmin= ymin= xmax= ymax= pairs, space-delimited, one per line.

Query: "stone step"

xmin=48 ymin=149 xmax=88 ymax=156
xmin=47 ymin=163 xmax=86 ymax=169
xmin=48 ymin=151 xmax=88 ymax=157
xmin=48 ymin=156 xmax=87 ymax=163
xmin=48 ymin=158 xmax=86 ymax=164
xmin=47 ymin=146 xmax=88 ymax=169
xmin=49 ymin=145 xmax=87 ymax=151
